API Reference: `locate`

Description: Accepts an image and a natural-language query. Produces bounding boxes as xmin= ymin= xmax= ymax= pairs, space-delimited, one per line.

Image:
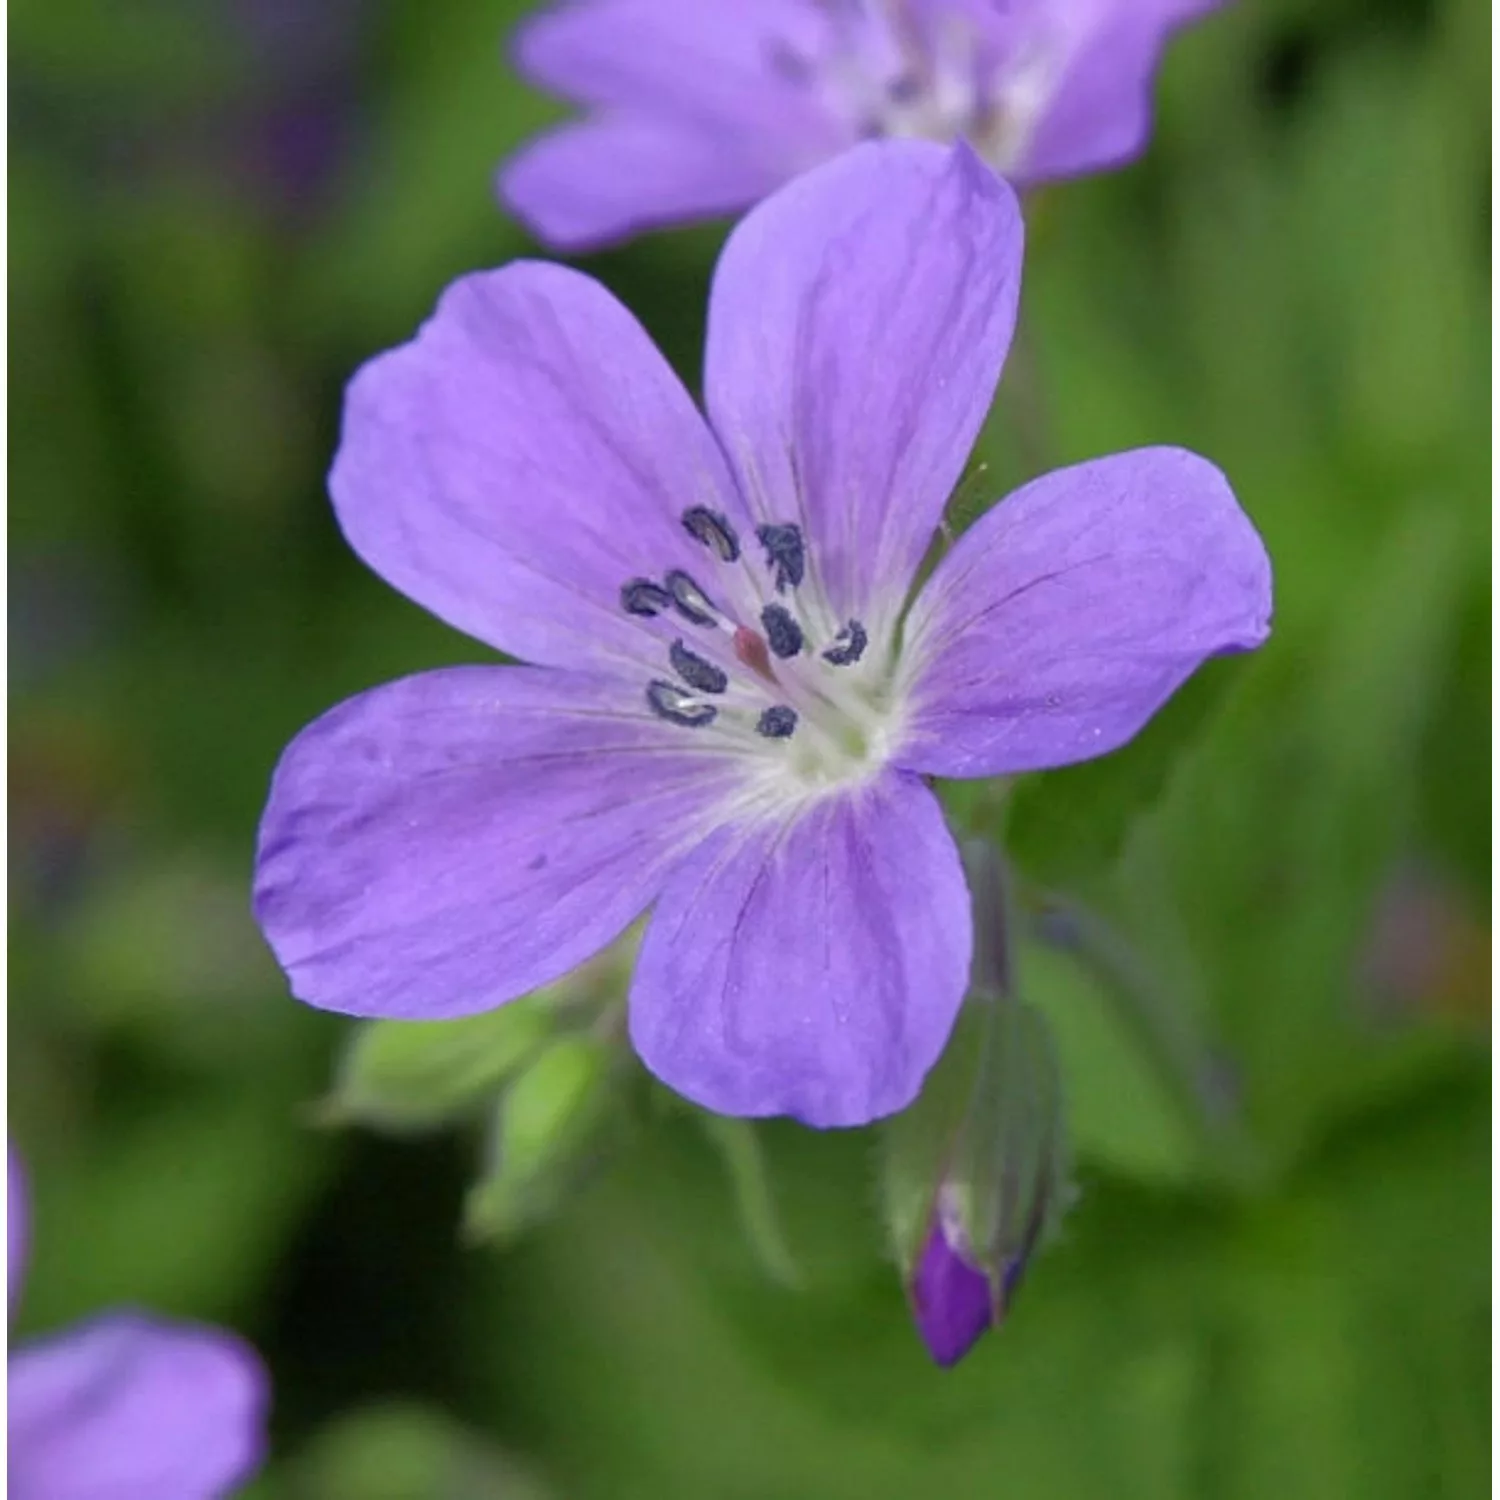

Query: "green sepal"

xmin=319 ymin=997 xmax=556 ymax=1135
xmin=943 ymin=996 xmax=1072 ymax=1310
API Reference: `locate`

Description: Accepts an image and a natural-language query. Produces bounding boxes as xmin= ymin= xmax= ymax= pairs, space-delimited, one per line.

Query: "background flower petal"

xmin=1016 ymin=0 xmax=1226 ymax=184
xmin=704 ymin=140 xmax=1023 ymax=631
xmin=896 ymin=447 xmax=1272 ymax=779
xmin=8 ymin=1312 xmax=267 ymax=1500
xmin=501 ymin=114 xmax=795 ymax=254
xmin=512 ymin=0 xmax=843 ymax=141
xmin=629 ymin=772 xmax=972 ymax=1128
xmin=255 ymin=666 xmax=740 ymax=1021
xmin=330 ymin=262 xmax=742 ymax=670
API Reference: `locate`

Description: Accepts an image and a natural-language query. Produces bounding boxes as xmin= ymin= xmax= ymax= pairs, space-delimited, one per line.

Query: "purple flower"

xmin=254 ymin=140 xmax=1270 ymax=1128
xmin=7 ymin=1149 xmax=268 ymax=1499
xmin=500 ymin=0 xmax=1227 ymax=250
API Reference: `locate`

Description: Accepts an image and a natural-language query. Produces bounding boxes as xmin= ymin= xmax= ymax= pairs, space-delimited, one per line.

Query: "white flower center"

xmin=619 ymin=508 xmax=908 ymax=813
xmin=776 ymin=1 xmax=1064 ymax=175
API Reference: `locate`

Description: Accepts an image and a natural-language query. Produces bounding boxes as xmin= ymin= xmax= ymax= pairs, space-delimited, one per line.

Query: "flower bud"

xmin=319 ymin=931 xmax=639 ymax=1134
xmin=882 ymin=843 xmax=1072 ymax=1367
xmin=462 ymin=1034 xmax=622 ymax=1245
xmin=323 ymin=1001 xmax=554 ymax=1134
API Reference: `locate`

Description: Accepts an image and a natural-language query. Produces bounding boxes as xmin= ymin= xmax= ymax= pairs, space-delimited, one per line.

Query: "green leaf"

xmin=1019 ymin=939 xmax=1202 ymax=1187
xmin=1115 ymin=501 xmax=1472 ymax=1165
xmin=279 ymin=1401 xmax=554 ymax=1500
xmin=999 ymin=664 xmax=1244 ymax=888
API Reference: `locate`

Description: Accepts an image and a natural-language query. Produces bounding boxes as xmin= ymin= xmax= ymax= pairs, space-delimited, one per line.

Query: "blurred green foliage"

xmin=9 ymin=0 xmax=1489 ymax=1496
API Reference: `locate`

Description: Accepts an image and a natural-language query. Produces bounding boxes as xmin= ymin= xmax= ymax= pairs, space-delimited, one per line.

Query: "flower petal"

xmin=254 ymin=666 xmax=740 ymax=1021
xmin=896 ymin=447 xmax=1272 ymax=779
xmin=8 ymin=1312 xmax=267 ymax=1500
xmin=629 ymin=772 xmax=971 ymax=1127
xmin=499 ymin=115 xmax=786 ymax=254
xmin=513 ymin=0 xmax=840 ymax=124
xmin=704 ymin=139 xmax=1023 ymax=629
xmin=502 ymin=0 xmax=849 ymax=249
xmin=1016 ymin=1 xmax=1224 ymax=184
xmin=330 ymin=262 xmax=741 ymax=670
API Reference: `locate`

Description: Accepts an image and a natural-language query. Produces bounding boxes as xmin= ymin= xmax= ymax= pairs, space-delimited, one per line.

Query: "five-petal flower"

xmin=500 ymin=0 xmax=1228 ymax=250
xmin=254 ymin=140 xmax=1270 ymax=1128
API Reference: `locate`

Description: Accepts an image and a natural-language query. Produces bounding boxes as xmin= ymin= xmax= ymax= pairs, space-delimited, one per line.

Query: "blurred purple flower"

xmin=7 ymin=1149 xmax=268 ymax=1500
xmin=223 ymin=0 xmax=369 ymax=220
xmin=500 ymin=0 xmax=1227 ymax=250
xmin=1358 ymin=861 xmax=1491 ymax=1033
xmin=254 ymin=140 xmax=1270 ymax=1128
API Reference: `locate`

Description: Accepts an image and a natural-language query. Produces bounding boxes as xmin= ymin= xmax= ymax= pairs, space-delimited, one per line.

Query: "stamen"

xmin=664 ymin=569 xmax=720 ymax=627
xmin=756 ymin=523 xmax=805 ymax=593
xmin=681 ymin=506 xmax=741 ymax=562
xmin=621 ymin=578 xmax=673 ymax=617
xmin=669 ymin=639 xmax=729 ymax=695
xmin=760 ymin=603 xmax=804 ymax=659
xmin=822 ymin=619 xmax=868 ymax=667
xmin=647 ymin=679 xmax=718 ymax=728
xmin=756 ymin=705 xmax=798 ymax=739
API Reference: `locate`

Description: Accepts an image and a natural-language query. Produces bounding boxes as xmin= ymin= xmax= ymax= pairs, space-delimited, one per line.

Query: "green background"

xmin=9 ymin=0 xmax=1490 ymax=1495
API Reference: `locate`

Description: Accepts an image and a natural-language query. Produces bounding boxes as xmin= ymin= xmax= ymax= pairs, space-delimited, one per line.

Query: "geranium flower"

xmin=7 ymin=1148 xmax=268 ymax=1499
xmin=500 ymin=0 xmax=1226 ymax=250
xmin=254 ymin=140 xmax=1270 ymax=1128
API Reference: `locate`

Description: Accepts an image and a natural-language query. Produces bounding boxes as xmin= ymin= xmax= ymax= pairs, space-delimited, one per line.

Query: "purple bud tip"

xmin=910 ymin=1224 xmax=993 ymax=1368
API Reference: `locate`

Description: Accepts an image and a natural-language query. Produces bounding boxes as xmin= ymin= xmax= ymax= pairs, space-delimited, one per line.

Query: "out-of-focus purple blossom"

xmin=222 ymin=0 xmax=370 ymax=221
xmin=500 ymin=0 xmax=1228 ymax=250
xmin=7 ymin=1150 xmax=268 ymax=1499
xmin=1358 ymin=861 xmax=1491 ymax=1033
xmin=9 ymin=0 xmax=368 ymax=225
xmin=254 ymin=140 xmax=1270 ymax=1129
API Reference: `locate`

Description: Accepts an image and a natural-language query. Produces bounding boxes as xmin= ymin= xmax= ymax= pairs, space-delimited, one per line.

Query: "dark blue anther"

xmin=681 ymin=506 xmax=741 ymax=563
xmin=756 ymin=523 xmax=805 ymax=593
xmin=669 ymin=640 xmax=728 ymax=695
xmin=822 ymin=619 xmax=868 ymax=667
xmin=664 ymin=569 xmax=719 ymax=627
xmin=760 ymin=604 xmax=804 ymax=659
xmin=756 ymin=705 xmax=798 ymax=739
xmin=621 ymin=577 xmax=673 ymax=617
xmin=647 ymin=679 xmax=718 ymax=728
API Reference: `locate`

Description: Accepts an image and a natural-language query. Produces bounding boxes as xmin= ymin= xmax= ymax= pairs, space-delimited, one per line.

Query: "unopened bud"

xmin=318 ymin=928 xmax=641 ymax=1135
xmin=319 ymin=998 xmax=554 ymax=1134
xmin=882 ymin=843 xmax=1072 ymax=1367
xmin=462 ymin=1034 xmax=621 ymax=1244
